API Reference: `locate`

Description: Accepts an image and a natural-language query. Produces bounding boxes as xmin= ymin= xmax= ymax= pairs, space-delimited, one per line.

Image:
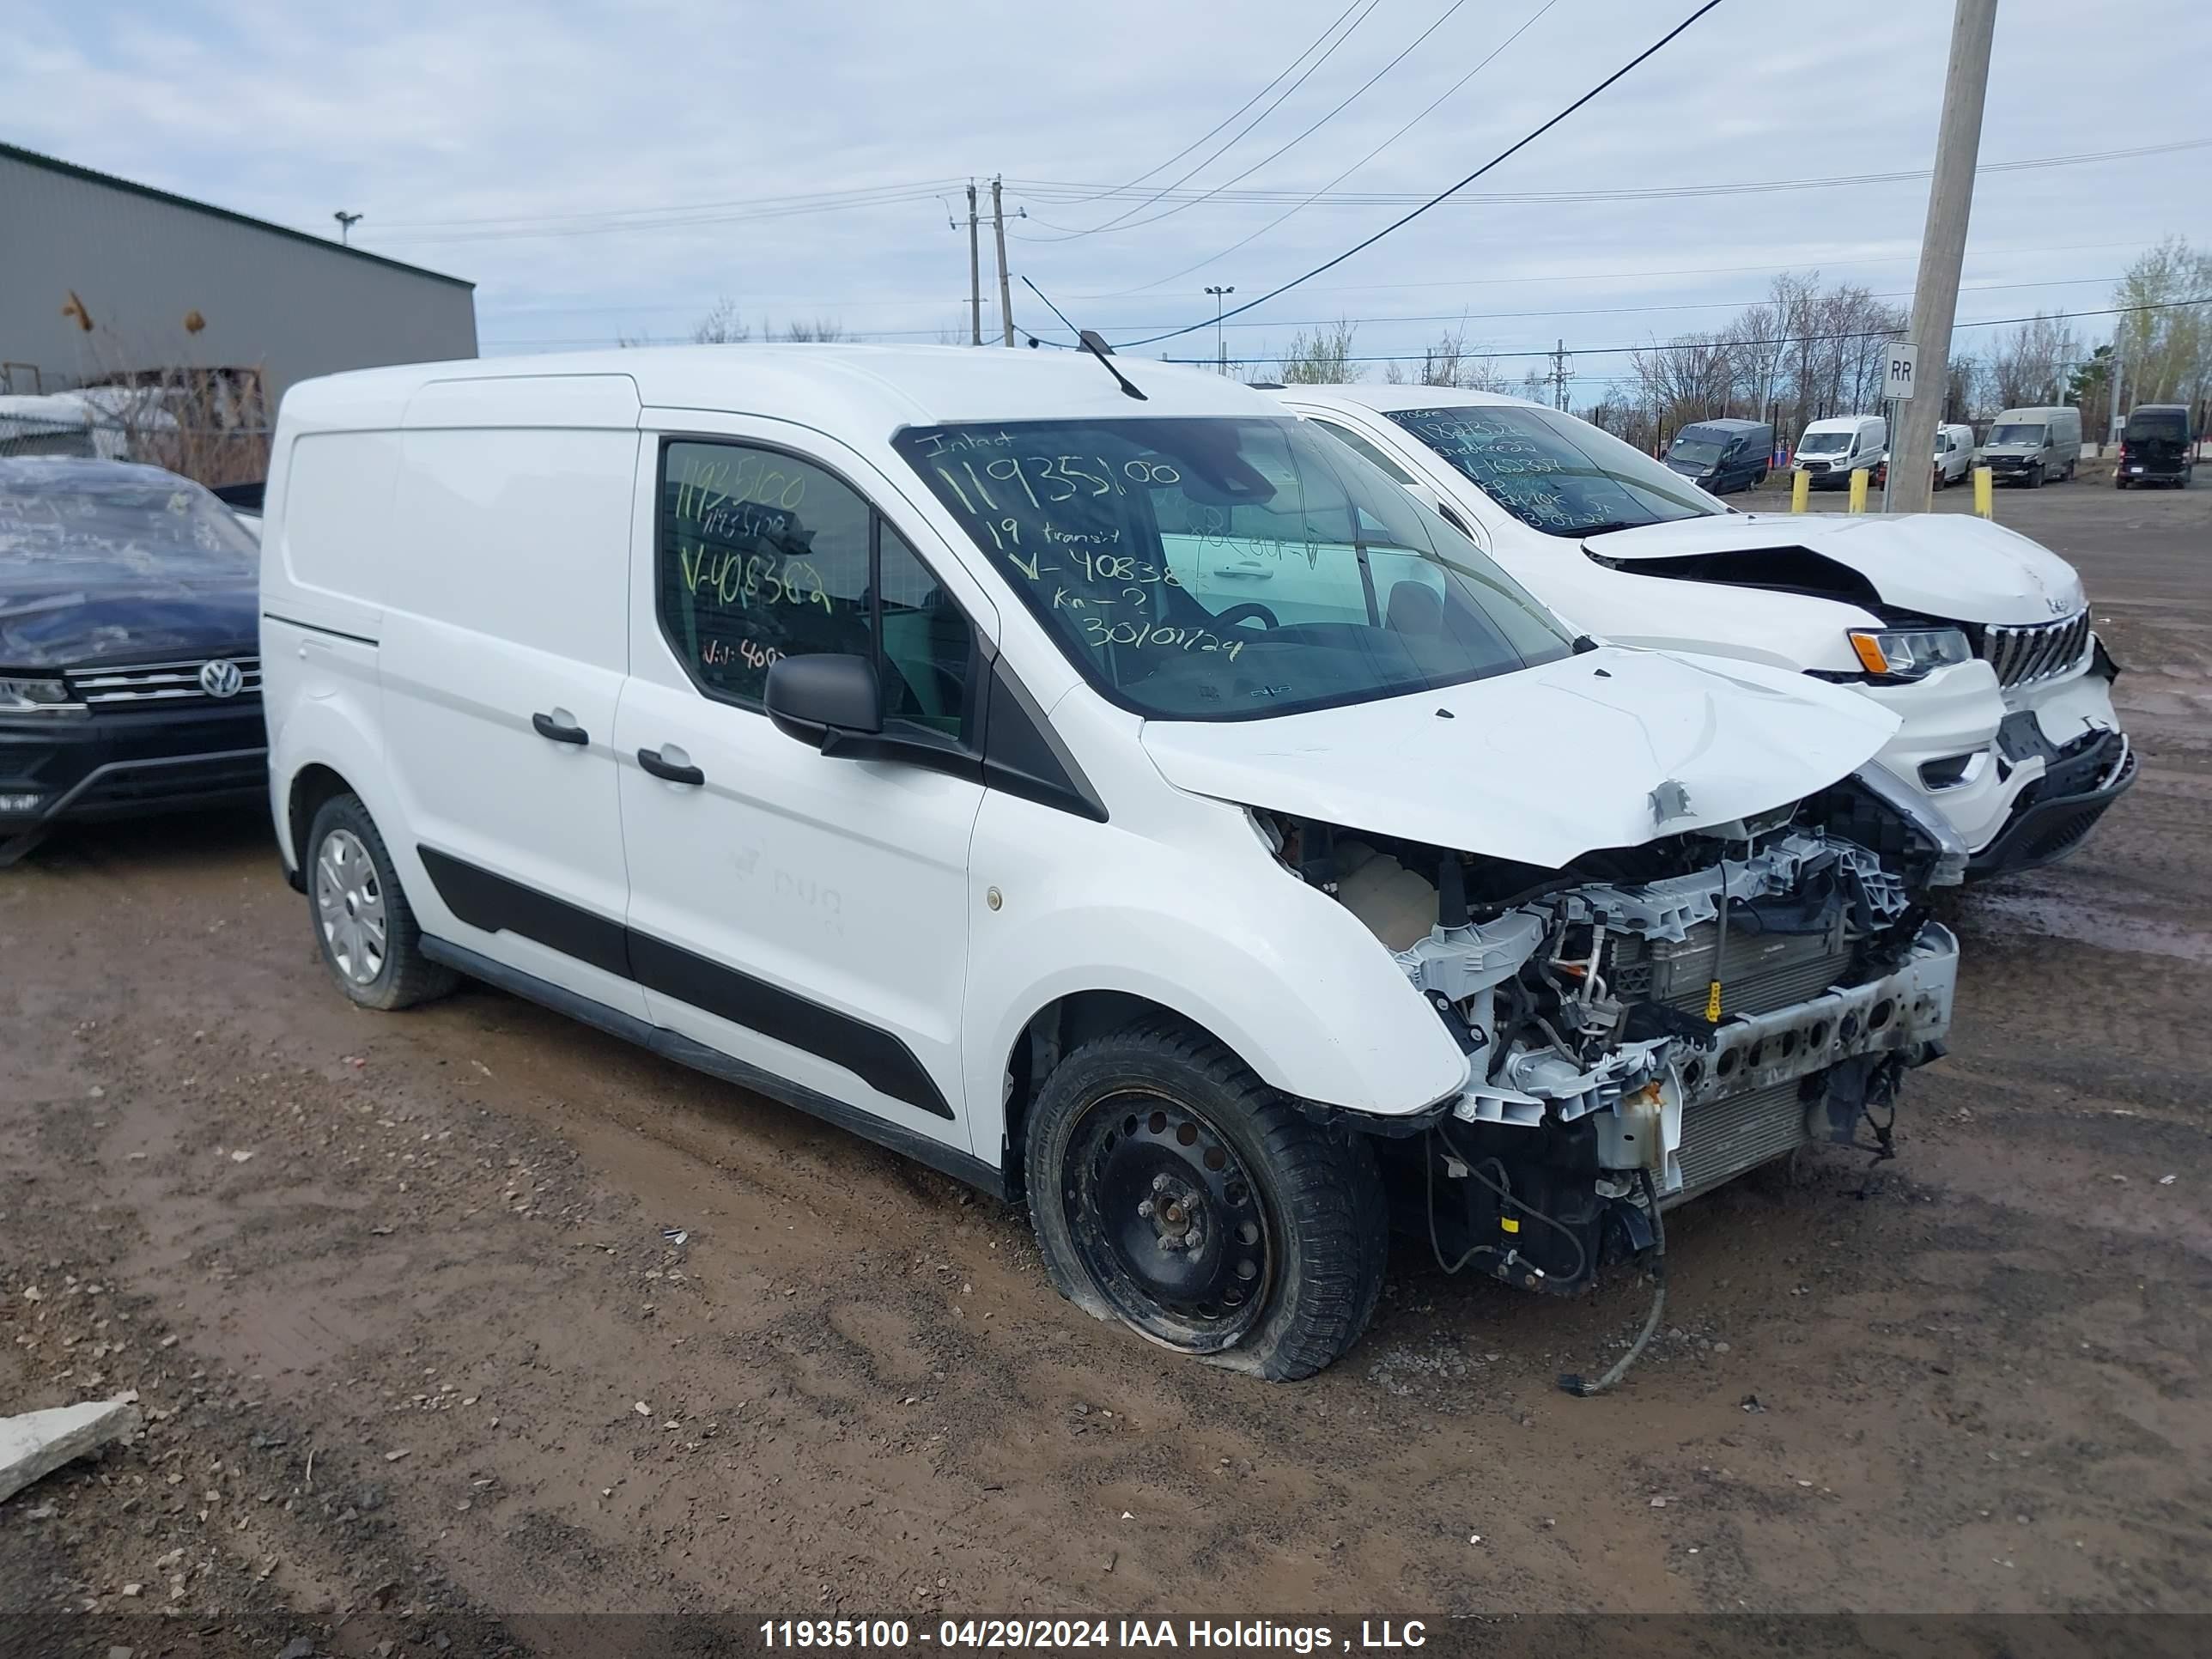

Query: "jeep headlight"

xmin=1847 ymin=627 xmax=1971 ymax=680
xmin=0 ymin=676 xmax=86 ymax=715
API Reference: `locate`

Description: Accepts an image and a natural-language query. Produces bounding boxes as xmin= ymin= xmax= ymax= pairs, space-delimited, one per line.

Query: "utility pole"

xmin=966 ymin=181 xmax=982 ymax=347
xmin=1888 ymin=0 xmax=1996 ymax=513
xmin=2107 ymin=325 xmax=2126 ymax=454
xmin=332 ymin=210 xmax=362 ymax=246
xmin=1549 ymin=338 xmax=1572 ymax=410
xmin=990 ymin=177 xmax=1016 ymax=346
xmin=1206 ymin=286 xmax=1236 ymax=375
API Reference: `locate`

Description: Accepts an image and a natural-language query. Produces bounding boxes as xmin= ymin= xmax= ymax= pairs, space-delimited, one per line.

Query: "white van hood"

xmin=1586 ymin=513 xmax=2085 ymax=626
xmin=1139 ymin=646 xmax=1899 ymax=868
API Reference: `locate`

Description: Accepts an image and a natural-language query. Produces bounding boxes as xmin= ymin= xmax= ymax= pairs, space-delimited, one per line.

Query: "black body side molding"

xmin=416 ymin=935 xmax=1003 ymax=1199
xmin=416 ymin=846 xmax=956 ymax=1121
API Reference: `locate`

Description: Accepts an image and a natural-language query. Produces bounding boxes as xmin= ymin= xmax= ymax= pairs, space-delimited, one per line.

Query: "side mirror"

xmin=1403 ymin=479 xmax=1476 ymax=541
xmin=764 ymin=653 xmax=882 ymax=749
xmin=1401 ymin=478 xmax=1448 ymax=514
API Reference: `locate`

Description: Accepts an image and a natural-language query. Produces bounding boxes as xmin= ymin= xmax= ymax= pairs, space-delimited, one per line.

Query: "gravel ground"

xmin=2 ymin=481 xmax=2207 ymax=1656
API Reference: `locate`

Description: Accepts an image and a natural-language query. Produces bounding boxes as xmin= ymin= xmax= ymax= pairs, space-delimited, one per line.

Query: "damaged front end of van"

xmin=1261 ymin=783 xmax=1955 ymax=1306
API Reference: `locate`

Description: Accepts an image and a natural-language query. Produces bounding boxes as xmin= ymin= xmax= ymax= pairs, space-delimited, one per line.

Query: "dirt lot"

xmin=3 ymin=481 xmax=2209 ymax=1654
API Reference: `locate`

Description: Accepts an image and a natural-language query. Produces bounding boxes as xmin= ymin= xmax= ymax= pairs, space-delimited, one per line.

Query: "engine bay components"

xmin=1261 ymin=794 xmax=1958 ymax=1302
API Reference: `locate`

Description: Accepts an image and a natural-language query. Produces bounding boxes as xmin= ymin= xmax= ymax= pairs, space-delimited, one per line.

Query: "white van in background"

xmin=1879 ymin=422 xmax=1978 ymax=492
xmin=1793 ymin=415 xmax=1886 ymax=488
xmin=1936 ymin=422 xmax=1978 ymax=487
xmin=1982 ymin=406 xmax=2083 ymax=488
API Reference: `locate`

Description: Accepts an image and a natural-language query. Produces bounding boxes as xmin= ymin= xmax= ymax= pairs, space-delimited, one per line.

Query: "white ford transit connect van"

xmin=261 ymin=346 xmax=1958 ymax=1378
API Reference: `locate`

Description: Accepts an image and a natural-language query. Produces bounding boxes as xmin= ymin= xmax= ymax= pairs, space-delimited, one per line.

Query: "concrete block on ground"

xmin=0 ymin=1398 xmax=142 ymax=1504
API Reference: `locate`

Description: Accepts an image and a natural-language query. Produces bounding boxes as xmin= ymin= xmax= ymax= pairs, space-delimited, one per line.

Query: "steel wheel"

xmin=1062 ymin=1090 xmax=1275 ymax=1352
xmin=315 ymin=827 xmax=388 ymax=987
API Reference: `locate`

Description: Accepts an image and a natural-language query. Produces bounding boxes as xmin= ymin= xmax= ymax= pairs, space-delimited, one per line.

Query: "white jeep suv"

xmin=261 ymin=346 xmax=1958 ymax=1378
xmin=1275 ymin=386 xmax=2133 ymax=880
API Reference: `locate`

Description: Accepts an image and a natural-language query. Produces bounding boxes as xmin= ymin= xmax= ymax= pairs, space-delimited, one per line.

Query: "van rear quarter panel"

xmin=261 ymin=424 xmax=404 ymax=868
xmin=372 ymin=415 xmax=641 ymax=999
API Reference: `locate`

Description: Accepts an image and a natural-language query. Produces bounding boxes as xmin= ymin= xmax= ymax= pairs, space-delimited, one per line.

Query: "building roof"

xmin=1 ymin=140 xmax=473 ymax=291
xmin=277 ymin=343 xmax=1280 ymax=434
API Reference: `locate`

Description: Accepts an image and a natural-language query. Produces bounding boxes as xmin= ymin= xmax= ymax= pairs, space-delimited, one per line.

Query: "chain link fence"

xmin=0 ymin=404 xmax=270 ymax=489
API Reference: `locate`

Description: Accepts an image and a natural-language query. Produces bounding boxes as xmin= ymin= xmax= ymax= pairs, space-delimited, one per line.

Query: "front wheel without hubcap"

xmin=1024 ymin=1024 xmax=1388 ymax=1380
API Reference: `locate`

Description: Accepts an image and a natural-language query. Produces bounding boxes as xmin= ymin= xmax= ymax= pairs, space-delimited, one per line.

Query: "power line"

xmin=1009 ymin=137 xmax=2212 ymax=213
xmin=466 ymin=238 xmax=2165 ymax=322
xmin=1021 ymin=0 xmax=1474 ymax=245
xmin=1039 ymin=0 xmax=1370 ymax=210
xmin=1024 ymin=0 xmax=1380 ymax=243
xmin=361 ymin=136 xmax=2208 ymax=249
xmin=1158 ymin=296 xmax=2212 ymax=366
xmin=482 ymin=271 xmax=2130 ymax=349
xmin=1088 ymin=0 xmax=1559 ymax=295
xmin=1107 ymin=1 xmax=1729 ymax=349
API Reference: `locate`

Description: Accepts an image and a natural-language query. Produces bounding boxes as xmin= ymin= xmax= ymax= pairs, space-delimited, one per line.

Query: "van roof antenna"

xmin=1021 ymin=277 xmax=1146 ymax=401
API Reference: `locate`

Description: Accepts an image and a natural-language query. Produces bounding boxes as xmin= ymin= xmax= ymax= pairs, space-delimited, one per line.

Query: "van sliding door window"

xmin=657 ymin=440 xmax=975 ymax=736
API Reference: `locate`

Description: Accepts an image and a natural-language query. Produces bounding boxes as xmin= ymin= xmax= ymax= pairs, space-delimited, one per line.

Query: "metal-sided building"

xmin=2 ymin=140 xmax=476 ymax=410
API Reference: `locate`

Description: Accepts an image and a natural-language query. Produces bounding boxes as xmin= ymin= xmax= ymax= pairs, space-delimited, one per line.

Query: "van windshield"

xmin=1988 ymin=423 xmax=2045 ymax=446
xmin=1796 ymin=430 xmax=1852 ymax=454
xmin=1667 ymin=438 xmax=1725 ymax=465
xmin=892 ymin=416 xmax=1575 ymax=721
xmin=1382 ymin=404 xmax=1722 ymax=538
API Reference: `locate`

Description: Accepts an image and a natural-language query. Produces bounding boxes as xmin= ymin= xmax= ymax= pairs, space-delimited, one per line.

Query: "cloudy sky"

xmin=7 ymin=0 xmax=2207 ymax=395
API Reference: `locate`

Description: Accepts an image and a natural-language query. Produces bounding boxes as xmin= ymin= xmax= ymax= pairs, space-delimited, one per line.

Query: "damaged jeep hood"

xmin=1586 ymin=513 xmax=2086 ymax=625
xmin=1140 ymin=646 xmax=1899 ymax=868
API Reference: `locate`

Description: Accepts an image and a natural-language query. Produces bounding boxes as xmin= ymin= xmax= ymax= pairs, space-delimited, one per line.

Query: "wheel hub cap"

xmin=313 ymin=828 xmax=387 ymax=987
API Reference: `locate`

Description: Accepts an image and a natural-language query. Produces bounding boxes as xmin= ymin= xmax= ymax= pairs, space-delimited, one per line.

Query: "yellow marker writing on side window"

xmin=1705 ymin=980 xmax=1723 ymax=1023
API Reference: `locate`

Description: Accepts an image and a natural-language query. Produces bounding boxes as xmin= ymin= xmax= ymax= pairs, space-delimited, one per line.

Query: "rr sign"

xmin=1885 ymin=342 xmax=1920 ymax=400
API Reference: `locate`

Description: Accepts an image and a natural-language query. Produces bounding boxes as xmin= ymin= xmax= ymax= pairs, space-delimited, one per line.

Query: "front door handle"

xmin=532 ymin=709 xmax=589 ymax=745
xmin=637 ymin=745 xmax=705 ymax=787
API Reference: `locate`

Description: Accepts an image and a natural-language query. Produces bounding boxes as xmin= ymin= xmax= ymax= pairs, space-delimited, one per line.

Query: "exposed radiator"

xmin=1607 ymin=915 xmax=1850 ymax=1021
xmin=1674 ymin=1078 xmax=1810 ymax=1203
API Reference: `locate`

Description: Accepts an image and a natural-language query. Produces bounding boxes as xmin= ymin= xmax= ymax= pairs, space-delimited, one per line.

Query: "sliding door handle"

xmin=637 ymin=745 xmax=705 ymax=786
xmin=532 ymin=710 xmax=589 ymax=745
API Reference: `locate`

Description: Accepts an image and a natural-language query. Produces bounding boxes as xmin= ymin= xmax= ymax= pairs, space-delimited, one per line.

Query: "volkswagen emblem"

xmin=198 ymin=659 xmax=244 ymax=700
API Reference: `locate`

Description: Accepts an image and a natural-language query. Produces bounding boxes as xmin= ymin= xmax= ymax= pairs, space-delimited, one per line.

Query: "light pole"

xmin=333 ymin=211 xmax=362 ymax=246
xmin=1205 ymin=286 xmax=1235 ymax=376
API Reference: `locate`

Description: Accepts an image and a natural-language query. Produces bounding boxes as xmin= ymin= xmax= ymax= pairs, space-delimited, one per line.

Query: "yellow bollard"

xmin=1790 ymin=469 xmax=1809 ymax=514
xmin=1847 ymin=468 xmax=1869 ymax=514
xmin=1972 ymin=465 xmax=1994 ymax=519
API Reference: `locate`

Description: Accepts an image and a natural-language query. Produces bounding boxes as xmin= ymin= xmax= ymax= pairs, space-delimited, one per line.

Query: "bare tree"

xmin=1382 ymin=326 xmax=1509 ymax=390
xmin=1990 ymin=312 xmax=2079 ymax=410
xmin=777 ymin=317 xmax=848 ymax=343
xmin=1275 ymin=320 xmax=1360 ymax=384
xmin=2113 ymin=235 xmax=2211 ymax=409
xmin=1631 ymin=331 xmax=1733 ymax=438
xmin=690 ymin=296 xmax=751 ymax=345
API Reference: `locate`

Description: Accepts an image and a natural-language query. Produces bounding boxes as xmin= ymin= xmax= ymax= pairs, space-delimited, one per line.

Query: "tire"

xmin=2027 ymin=465 xmax=2045 ymax=489
xmin=1022 ymin=1022 xmax=1388 ymax=1382
xmin=304 ymin=793 xmax=457 ymax=1012
xmin=2115 ymin=476 xmax=2128 ymax=489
